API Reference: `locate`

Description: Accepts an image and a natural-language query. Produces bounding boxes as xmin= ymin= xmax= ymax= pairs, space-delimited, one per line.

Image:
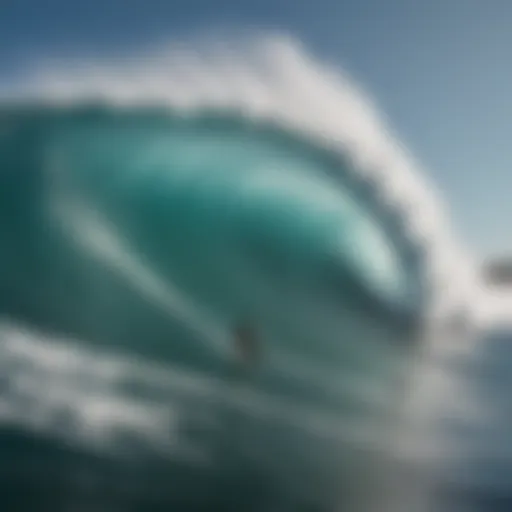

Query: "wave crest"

xmin=1 ymin=33 xmax=480 ymax=319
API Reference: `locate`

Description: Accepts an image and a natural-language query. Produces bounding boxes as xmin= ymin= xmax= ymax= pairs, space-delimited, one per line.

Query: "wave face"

xmin=0 ymin=104 xmax=425 ymax=511
xmin=0 ymin=36 xmax=448 ymax=512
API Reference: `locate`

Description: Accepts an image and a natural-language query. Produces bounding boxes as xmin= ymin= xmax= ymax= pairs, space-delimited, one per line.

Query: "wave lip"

xmin=1 ymin=33 xmax=479 ymax=319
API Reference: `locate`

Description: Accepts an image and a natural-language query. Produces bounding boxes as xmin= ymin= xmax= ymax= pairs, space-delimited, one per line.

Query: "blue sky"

xmin=1 ymin=0 xmax=511 ymax=258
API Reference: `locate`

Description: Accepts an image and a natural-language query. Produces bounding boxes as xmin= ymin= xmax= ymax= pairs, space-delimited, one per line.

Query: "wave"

xmin=0 ymin=33 xmax=485 ymax=511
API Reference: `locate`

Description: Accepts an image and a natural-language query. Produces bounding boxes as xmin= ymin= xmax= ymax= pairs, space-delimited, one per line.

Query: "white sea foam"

xmin=0 ymin=318 xmax=395 ymax=461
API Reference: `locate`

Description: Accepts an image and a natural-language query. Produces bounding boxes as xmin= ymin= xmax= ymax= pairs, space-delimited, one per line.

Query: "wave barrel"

xmin=0 ymin=106 xmax=428 ymax=511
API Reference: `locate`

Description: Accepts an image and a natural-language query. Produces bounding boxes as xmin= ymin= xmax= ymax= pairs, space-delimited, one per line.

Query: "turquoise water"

xmin=0 ymin=105 xmax=426 ymax=511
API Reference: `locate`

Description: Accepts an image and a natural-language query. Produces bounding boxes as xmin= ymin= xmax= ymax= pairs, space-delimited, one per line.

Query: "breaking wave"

xmin=0 ymin=33 xmax=485 ymax=511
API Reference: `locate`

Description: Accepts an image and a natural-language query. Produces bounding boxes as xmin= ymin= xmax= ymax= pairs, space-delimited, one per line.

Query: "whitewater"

xmin=0 ymin=33 xmax=505 ymax=511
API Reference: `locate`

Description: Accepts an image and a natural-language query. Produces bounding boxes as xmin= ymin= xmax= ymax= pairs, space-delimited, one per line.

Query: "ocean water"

xmin=425 ymin=325 xmax=512 ymax=512
xmin=0 ymin=35 xmax=488 ymax=511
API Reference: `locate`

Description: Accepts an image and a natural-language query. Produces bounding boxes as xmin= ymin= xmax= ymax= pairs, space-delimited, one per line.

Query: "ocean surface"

xmin=427 ymin=326 xmax=512 ymax=512
xmin=0 ymin=36 xmax=503 ymax=511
